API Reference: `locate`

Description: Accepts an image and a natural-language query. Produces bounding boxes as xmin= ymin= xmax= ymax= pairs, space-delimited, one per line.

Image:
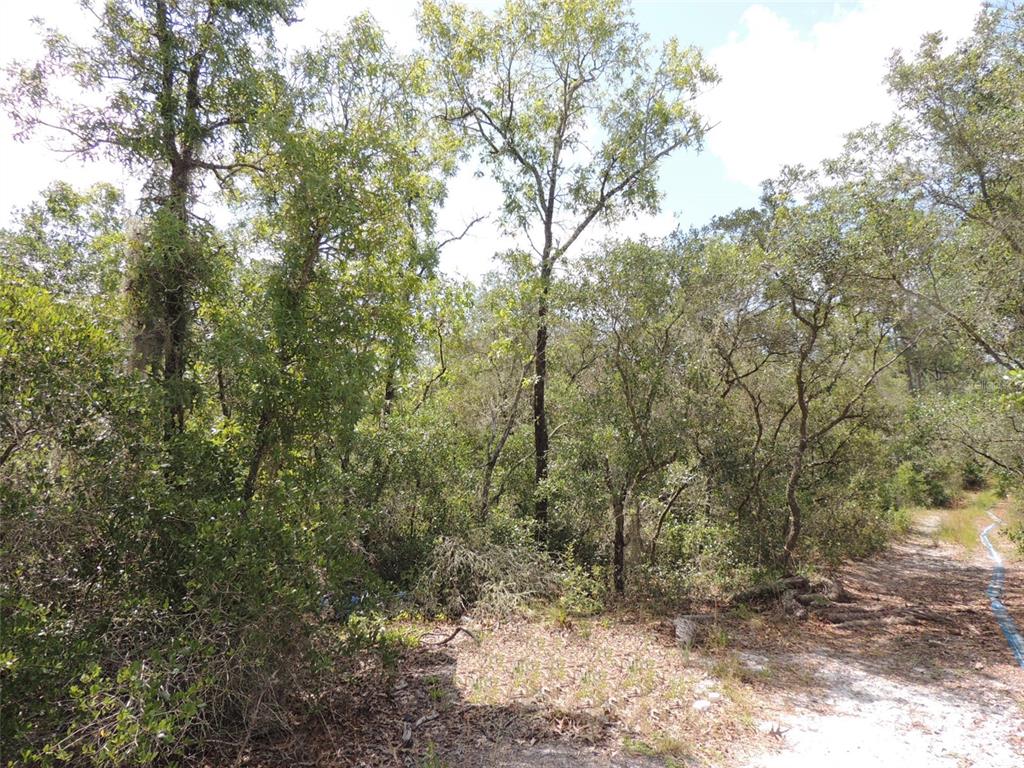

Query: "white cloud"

xmin=433 ymin=162 xmax=514 ymax=282
xmin=701 ymin=0 xmax=981 ymax=189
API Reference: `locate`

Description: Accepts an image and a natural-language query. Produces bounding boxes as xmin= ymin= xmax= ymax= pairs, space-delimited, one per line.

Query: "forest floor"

xmin=238 ymin=497 xmax=1024 ymax=767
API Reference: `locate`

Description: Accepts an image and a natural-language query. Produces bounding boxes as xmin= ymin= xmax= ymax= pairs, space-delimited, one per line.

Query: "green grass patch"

xmin=623 ymin=735 xmax=692 ymax=761
xmin=937 ymin=491 xmax=999 ymax=550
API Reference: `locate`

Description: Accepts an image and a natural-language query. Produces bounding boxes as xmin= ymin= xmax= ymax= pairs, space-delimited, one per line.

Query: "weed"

xmin=421 ymin=741 xmax=447 ymax=768
xmin=731 ymin=603 xmax=756 ymax=621
xmin=711 ymin=655 xmax=769 ymax=686
xmin=623 ymin=737 xmax=657 ymax=756
xmin=704 ymin=624 xmax=730 ymax=652
xmin=937 ymin=491 xmax=998 ymax=550
xmin=426 ymin=675 xmax=448 ymax=703
xmin=623 ymin=734 xmax=691 ymax=760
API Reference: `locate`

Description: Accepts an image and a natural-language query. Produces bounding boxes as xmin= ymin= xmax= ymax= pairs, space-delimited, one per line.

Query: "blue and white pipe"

xmin=980 ymin=509 xmax=1024 ymax=668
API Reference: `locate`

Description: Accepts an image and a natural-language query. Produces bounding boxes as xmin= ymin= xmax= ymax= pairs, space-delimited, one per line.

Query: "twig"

xmin=423 ymin=626 xmax=479 ymax=645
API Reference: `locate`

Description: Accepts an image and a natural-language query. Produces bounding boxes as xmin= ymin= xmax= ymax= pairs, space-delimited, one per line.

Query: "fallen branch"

xmin=732 ymin=575 xmax=809 ymax=605
xmin=423 ymin=626 xmax=479 ymax=645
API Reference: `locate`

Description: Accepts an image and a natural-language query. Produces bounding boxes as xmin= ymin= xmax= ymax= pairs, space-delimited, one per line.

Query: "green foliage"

xmin=892 ymin=461 xmax=930 ymax=508
xmin=558 ymin=555 xmax=607 ymax=617
xmin=888 ymin=460 xmax=955 ymax=510
xmin=419 ymin=0 xmax=717 ymax=233
xmin=1007 ymin=497 xmax=1024 ymax=556
xmin=0 ymin=182 xmax=126 ymax=300
xmin=639 ymin=510 xmax=752 ymax=603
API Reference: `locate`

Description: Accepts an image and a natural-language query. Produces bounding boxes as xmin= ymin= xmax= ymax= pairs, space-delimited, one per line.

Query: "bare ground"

xmin=234 ymin=500 xmax=1024 ymax=767
xmin=735 ymin=502 xmax=1024 ymax=767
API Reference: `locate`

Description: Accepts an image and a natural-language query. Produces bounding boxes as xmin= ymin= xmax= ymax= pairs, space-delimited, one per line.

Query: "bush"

xmin=414 ymin=528 xmax=559 ymax=617
xmin=962 ymin=460 xmax=986 ymax=490
xmin=887 ymin=459 xmax=956 ymax=510
xmin=890 ymin=461 xmax=930 ymax=508
xmin=558 ymin=554 xmax=607 ymax=616
xmin=1008 ymin=524 xmax=1024 ymax=555
xmin=634 ymin=510 xmax=752 ymax=604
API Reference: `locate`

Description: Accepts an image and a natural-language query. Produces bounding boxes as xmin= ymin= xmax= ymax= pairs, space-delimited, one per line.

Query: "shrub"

xmin=962 ymin=460 xmax=986 ymax=490
xmin=414 ymin=528 xmax=558 ymax=617
xmin=558 ymin=554 xmax=607 ymax=616
xmin=890 ymin=461 xmax=930 ymax=509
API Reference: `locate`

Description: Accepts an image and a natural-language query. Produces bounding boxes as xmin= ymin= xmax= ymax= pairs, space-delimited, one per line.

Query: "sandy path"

xmin=739 ymin=508 xmax=1024 ymax=768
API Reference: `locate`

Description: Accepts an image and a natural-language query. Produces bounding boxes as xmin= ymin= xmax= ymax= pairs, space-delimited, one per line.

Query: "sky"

xmin=0 ymin=0 xmax=982 ymax=281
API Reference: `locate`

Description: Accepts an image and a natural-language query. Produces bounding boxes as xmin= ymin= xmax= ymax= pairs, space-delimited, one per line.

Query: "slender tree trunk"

xmin=479 ymin=364 xmax=527 ymax=521
xmin=627 ymin=499 xmax=643 ymax=570
xmin=216 ymin=367 xmax=231 ymax=419
xmin=380 ymin=358 xmax=398 ymax=424
xmin=649 ymin=482 xmax=687 ymax=564
xmin=612 ymin=495 xmax=626 ymax=593
xmin=782 ymin=446 xmax=805 ymax=573
xmin=242 ymin=408 xmax=272 ymax=504
xmin=532 ymin=256 xmax=552 ymax=536
xmin=782 ymin=354 xmax=811 ymax=572
xmin=479 ymin=456 xmax=499 ymax=522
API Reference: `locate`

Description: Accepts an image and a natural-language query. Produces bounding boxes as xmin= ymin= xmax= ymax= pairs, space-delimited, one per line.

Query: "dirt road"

xmin=738 ymin=505 xmax=1024 ymax=768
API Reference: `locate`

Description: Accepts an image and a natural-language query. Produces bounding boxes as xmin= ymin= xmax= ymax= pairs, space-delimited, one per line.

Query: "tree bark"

xmin=532 ymin=255 xmax=552 ymax=536
xmin=161 ymin=179 xmax=191 ymax=436
xmin=612 ymin=495 xmax=626 ymax=593
xmin=242 ymin=408 xmax=272 ymax=504
xmin=781 ymin=294 xmax=816 ymax=572
xmin=649 ymin=482 xmax=688 ymax=564
xmin=782 ymin=445 xmax=805 ymax=573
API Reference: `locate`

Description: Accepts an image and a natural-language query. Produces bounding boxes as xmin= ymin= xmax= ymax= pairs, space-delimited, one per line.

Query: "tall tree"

xmin=420 ymin=0 xmax=716 ymax=537
xmin=571 ymin=240 xmax=693 ymax=591
xmin=3 ymin=0 xmax=298 ymax=433
xmin=715 ymin=178 xmax=922 ymax=569
xmin=876 ymin=4 xmax=1024 ymax=372
xmin=223 ymin=15 xmax=449 ymax=506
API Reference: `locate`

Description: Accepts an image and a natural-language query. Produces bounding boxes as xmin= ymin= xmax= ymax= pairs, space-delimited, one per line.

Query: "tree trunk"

xmin=782 ymin=447 xmax=804 ymax=573
xmin=612 ymin=495 xmax=626 ymax=593
xmin=242 ymin=408 xmax=272 ymax=505
xmin=480 ymin=361 xmax=529 ymax=521
xmin=154 ymin=1 xmax=193 ymax=437
xmin=782 ymin=294 xmax=815 ymax=573
xmin=532 ymin=257 xmax=552 ymax=536
xmin=649 ymin=482 xmax=687 ymax=564
xmin=627 ymin=499 xmax=643 ymax=570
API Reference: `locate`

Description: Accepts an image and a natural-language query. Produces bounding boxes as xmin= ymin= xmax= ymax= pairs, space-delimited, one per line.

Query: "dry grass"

xmin=935 ymin=490 xmax=999 ymax=550
xmin=445 ymin=614 xmax=765 ymax=764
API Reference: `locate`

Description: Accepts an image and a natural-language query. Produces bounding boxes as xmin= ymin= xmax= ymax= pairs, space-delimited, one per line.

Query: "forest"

xmin=1 ymin=1 xmax=1023 ymax=766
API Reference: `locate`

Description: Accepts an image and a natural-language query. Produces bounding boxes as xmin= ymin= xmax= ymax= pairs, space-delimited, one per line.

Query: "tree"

xmin=420 ymin=0 xmax=716 ymax=537
xmin=216 ymin=14 xmax=450 ymax=506
xmin=570 ymin=240 xmax=694 ymax=591
xmin=4 ymin=0 xmax=299 ymax=432
xmin=0 ymin=181 xmax=126 ymax=301
xmin=871 ymin=4 xmax=1024 ymax=373
xmin=827 ymin=6 xmax=1024 ymax=485
xmin=711 ymin=176 xmax=922 ymax=569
